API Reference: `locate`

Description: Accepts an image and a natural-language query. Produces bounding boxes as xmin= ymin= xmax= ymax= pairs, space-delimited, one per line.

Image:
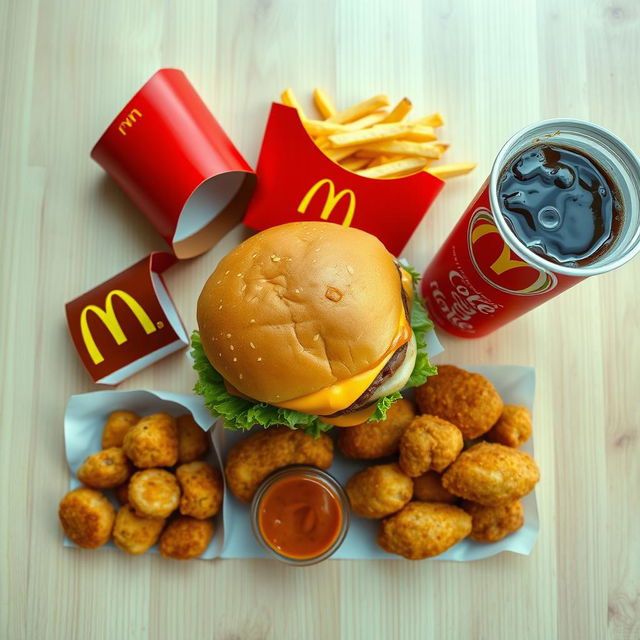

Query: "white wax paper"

xmin=63 ymin=389 xmax=224 ymax=559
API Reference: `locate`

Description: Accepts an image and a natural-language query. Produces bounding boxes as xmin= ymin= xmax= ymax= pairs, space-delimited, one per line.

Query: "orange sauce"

xmin=258 ymin=475 xmax=343 ymax=559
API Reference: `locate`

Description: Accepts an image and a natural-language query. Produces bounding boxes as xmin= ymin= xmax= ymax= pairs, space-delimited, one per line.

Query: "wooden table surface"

xmin=1 ymin=1 xmax=639 ymax=639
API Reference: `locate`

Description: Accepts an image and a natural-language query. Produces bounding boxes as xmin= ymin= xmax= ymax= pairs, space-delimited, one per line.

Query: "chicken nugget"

xmin=101 ymin=410 xmax=139 ymax=449
xmin=225 ymin=426 xmax=333 ymax=503
xmin=112 ymin=504 xmax=165 ymax=555
xmin=412 ymin=471 xmax=457 ymax=503
xmin=337 ymin=398 xmax=415 ymax=459
xmin=485 ymin=405 xmax=532 ymax=448
xmin=58 ymin=487 xmax=115 ymax=549
xmin=77 ymin=447 xmax=132 ymax=489
xmin=123 ymin=413 xmax=178 ymax=468
xmin=414 ymin=365 xmax=503 ymax=439
xmin=115 ymin=481 xmax=129 ymax=504
xmin=442 ymin=442 xmax=539 ymax=506
xmin=159 ymin=516 xmax=214 ymax=559
xmin=377 ymin=502 xmax=471 ymax=560
xmin=176 ymin=461 xmax=223 ymax=519
xmin=398 ymin=415 xmax=463 ymax=477
xmin=346 ymin=463 xmax=413 ymax=518
xmin=176 ymin=414 xmax=209 ymax=463
xmin=128 ymin=469 xmax=181 ymax=518
xmin=462 ymin=500 xmax=524 ymax=542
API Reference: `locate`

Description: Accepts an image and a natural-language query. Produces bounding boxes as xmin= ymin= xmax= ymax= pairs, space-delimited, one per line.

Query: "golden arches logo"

xmin=80 ymin=290 xmax=157 ymax=364
xmin=118 ymin=108 xmax=142 ymax=136
xmin=297 ymin=178 xmax=355 ymax=226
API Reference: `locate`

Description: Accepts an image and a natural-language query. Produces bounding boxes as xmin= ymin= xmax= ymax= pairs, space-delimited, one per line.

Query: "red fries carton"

xmin=242 ymin=104 xmax=445 ymax=256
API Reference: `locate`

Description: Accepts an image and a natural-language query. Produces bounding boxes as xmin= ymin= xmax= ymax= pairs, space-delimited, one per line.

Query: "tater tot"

xmin=412 ymin=471 xmax=457 ymax=503
xmin=485 ymin=405 xmax=532 ymax=448
xmin=58 ymin=487 xmax=115 ymax=549
xmin=176 ymin=414 xmax=209 ymax=463
xmin=101 ymin=410 xmax=139 ymax=449
xmin=128 ymin=469 xmax=181 ymax=518
xmin=462 ymin=500 xmax=524 ymax=542
xmin=76 ymin=447 xmax=132 ymax=489
xmin=112 ymin=504 xmax=165 ymax=555
xmin=159 ymin=516 xmax=214 ymax=559
xmin=123 ymin=413 xmax=178 ymax=468
xmin=176 ymin=462 xmax=223 ymax=519
xmin=115 ymin=481 xmax=130 ymax=505
xmin=346 ymin=464 xmax=413 ymax=518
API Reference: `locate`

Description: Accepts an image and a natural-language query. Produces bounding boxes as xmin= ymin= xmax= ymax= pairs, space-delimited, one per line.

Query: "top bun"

xmin=197 ymin=222 xmax=405 ymax=404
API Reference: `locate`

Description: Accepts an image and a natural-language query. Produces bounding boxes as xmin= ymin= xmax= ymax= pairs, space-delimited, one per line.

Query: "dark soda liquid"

xmin=498 ymin=143 xmax=624 ymax=266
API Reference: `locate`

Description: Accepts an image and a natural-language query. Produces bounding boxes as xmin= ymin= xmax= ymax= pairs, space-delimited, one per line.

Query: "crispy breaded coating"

xmin=346 ymin=463 xmax=413 ymax=518
xmin=101 ymin=410 xmax=139 ymax=449
xmin=176 ymin=462 xmax=223 ymax=519
xmin=442 ymin=442 xmax=539 ymax=506
xmin=159 ymin=516 xmax=214 ymax=559
xmin=485 ymin=405 xmax=532 ymax=448
xmin=176 ymin=414 xmax=209 ymax=463
xmin=377 ymin=502 xmax=471 ymax=560
xmin=462 ymin=500 xmax=524 ymax=542
xmin=128 ymin=469 xmax=181 ymax=518
xmin=337 ymin=398 xmax=415 ymax=459
xmin=225 ymin=426 xmax=333 ymax=503
xmin=112 ymin=504 xmax=165 ymax=555
xmin=414 ymin=365 xmax=503 ymax=439
xmin=77 ymin=447 xmax=132 ymax=489
xmin=123 ymin=413 xmax=178 ymax=468
xmin=412 ymin=471 xmax=457 ymax=503
xmin=398 ymin=414 xmax=463 ymax=477
xmin=58 ymin=487 xmax=115 ymax=549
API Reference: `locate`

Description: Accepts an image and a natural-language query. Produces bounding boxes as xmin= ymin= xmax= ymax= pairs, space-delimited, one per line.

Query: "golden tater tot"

xmin=123 ymin=413 xmax=178 ymax=468
xmin=176 ymin=414 xmax=209 ymax=463
xmin=337 ymin=398 xmax=415 ymax=459
xmin=101 ymin=410 xmax=139 ymax=449
xmin=128 ymin=469 xmax=181 ymax=518
xmin=76 ymin=447 xmax=132 ymax=489
xmin=412 ymin=471 xmax=457 ymax=503
xmin=159 ymin=516 xmax=214 ymax=559
xmin=176 ymin=462 xmax=223 ymax=520
xmin=58 ymin=487 xmax=115 ymax=549
xmin=115 ymin=481 xmax=129 ymax=505
xmin=112 ymin=504 xmax=165 ymax=555
xmin=462 ymin=500 xmax=524 ymax=543
xmin=485 ymin=405 xmax=532 ymax=448
xmin=346 ymin=464 xmax=413 ymax=519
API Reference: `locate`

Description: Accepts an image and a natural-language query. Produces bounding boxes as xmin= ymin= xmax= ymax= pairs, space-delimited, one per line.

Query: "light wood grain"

xmin=1 ymin=1 xmax=639 ymax=639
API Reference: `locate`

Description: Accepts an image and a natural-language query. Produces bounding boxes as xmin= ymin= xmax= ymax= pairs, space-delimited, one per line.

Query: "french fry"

xmin=344 ymin=111 xmax=389 ymax=130
xmin=427 ymin=162 xmax=477 ymax=179
xmin=326 ymin=94 xmax=390 ymax=124
xmin=410 ymin=112 xmax=444 ymax=128
xmin=356 ymin=157 xmax=427 ymax=179
xmin=401 ymin=125 xmax=437 ymax=142
xmin=357 ymin=140 xmax=444 ymax=159
xmin=281 ymin=88 xmax=307 ymax=120
xmin=324 ymin=145 xmax=361 ymax=162
xmin=380 ymin=97 xmax=412 ymax=123
xmin=328 ymin=123 xmax=410 ymax=148
xmin=340 ymin=157 xmax=370 ymax=171
xmin=303 ymin=120 xmax=350 ymax=136
xmin=313 ymin=88 xmax=337 ymax=119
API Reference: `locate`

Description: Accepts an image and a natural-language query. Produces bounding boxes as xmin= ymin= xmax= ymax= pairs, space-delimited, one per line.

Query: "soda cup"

xmin=422 ymin=119 xmax=640 ymax=338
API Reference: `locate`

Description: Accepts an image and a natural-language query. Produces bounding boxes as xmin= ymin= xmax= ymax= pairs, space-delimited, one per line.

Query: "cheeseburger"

xmin=192 ymin=222 xmax=435 ymax=433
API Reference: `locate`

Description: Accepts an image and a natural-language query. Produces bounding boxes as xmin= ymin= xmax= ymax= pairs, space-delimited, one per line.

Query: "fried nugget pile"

xmin=340 ymin=365 xmax=539 ymax=560
xmin=58 ymin=411 xmax=222 ymax=560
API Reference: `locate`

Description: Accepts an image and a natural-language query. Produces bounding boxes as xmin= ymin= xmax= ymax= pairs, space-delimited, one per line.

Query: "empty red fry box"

xmin=91 ymin=69 xmax=256 ymax=259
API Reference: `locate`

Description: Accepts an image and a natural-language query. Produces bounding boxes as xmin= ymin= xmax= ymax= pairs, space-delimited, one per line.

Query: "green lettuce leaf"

xmin=191 ymin=263 xmax=437 ymax=434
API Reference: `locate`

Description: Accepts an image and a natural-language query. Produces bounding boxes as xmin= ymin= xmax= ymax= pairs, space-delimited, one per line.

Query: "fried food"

xmin=176 ymin=462 xmax=223 ymax=519
xmin=176 ymin=414 xmax=209 ymax=463
xmin=128 ymin=469 xmax=181 ymax=518
xmin=112 ymin=504 xmax=165 ymax=555
xmin=414 ymin=365 xmax=503 ymax=439
xmin=101 ymin=410 xmax=139 ymax=448
xmin=346 ymin=463 xmax=413 ymax=518
xmin=412 ymin=471 xmax=457 ymax=503
xmin=377 ymin=502 xmax=471 ymax=560
xmin=485 ymin=405 xmax=532 ymax=448
xmin=58 ymin=487 xmax=115 ymax=549
xmin=76 ymin=447 xmax=132 ymax=489
xmin=123 ymin=413 xmax=178 ymax=468
xmin=462 ymin=500 xmax=524 ymax=543
xmin=442 ymin=442 xmax=540 ymax=506
xmin=337 ymin=397 xmax=415 ymax=459
xmin=225 ymin=426 xmax=333 ymax=503
xmin=398 ymin=414 xmax=463 ymax=477
xmin=159 ymin=516 xmax=214 ymax=559
xmin=115 ymin=481 xmax=129 ymax=504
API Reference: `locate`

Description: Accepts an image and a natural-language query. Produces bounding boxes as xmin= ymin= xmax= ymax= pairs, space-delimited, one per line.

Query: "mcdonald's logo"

xmin=297 ymin=178 xmax=356 ymax=226
xmin=80 ymin=289 xmax=158 ymax=364
xmin=118 ymin=108 xmax=142 ymax=136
